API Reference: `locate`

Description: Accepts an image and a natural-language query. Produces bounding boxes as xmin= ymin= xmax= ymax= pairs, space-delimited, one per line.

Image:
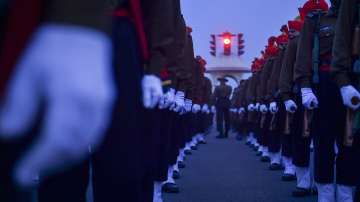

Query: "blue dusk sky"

xmin=181 ymin=0 xmax=331 ymax=69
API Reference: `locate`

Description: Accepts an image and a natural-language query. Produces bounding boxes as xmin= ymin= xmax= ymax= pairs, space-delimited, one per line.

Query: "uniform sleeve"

xmin=142 ymin=0 xmax=175 ymax=77
xmin=279 ymin=37 xmax=298 ymax=101
xmin=183 ymin=35 xmax=196 ymax=99
xmin=294 ymin=17 xmax=315 ymax=88
xmin=246 ymin=76 xmax=256 ymax=104
xmin=46 ymin=0 xmax=110 ymax=33
xmin=267 ymin=49 xmax=285 ymax=102
xmin=240 ymin=81 xmax=248 ymax=107
xmin=204 ymin=77 xmax=213 ymax=105
xmin=331 ymin=0 xmax=357 ymax=87
xmin=259 ymin=60 xmax=274 ymax=103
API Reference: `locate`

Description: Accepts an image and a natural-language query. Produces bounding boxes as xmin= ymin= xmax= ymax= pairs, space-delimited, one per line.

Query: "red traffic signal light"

xmin=238 ymin=33 xmax=245 ymax=56
xmin=210 ymin=34 xmax=216 ymax=57
xmin=221 ymin=32 xmax=233 ymax=56
xmin=223 ymin=38 xmax=231 ymax=45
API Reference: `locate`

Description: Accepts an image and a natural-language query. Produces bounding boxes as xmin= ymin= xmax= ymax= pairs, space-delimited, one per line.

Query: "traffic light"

xmin=222 ymin=32 xmax=232 ymax=56
xmin=238 ymin=33 xmax=245 ymax=56
xmin=210 ymin=34 xmax=216 ymax=56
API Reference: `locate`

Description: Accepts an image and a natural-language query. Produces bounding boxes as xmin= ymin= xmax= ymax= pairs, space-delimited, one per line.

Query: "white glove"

xmin=192 ymin=104 xmax=201 ymax=114
xmin=340 ymin=85 xmax=360 ymax=110
xmin=238 ymin=107 xmax=245 ymax=114
xmin=255 ymin=103 xmax=260 ymax=111
xmin=0 ymin=24 xmax=115 ymax=187
xmin=142 ymin=75 xmax=163 ymax=109
xmin=301 ymin=88 xmax=318 ymax=110
xmin=202 ymin=104 xmax=209 ymax=113
xmin=211 ymin=106 xmax=216 ymax=113
xmin=163 ymin=88 xmax=176 ymax=108
xmin=269 ymin=102 xmax=278 ymax=114
xmin=173 ymin=91 xmax=185 ymax=112
xmin=248 ymin=104 xmax=255 ymax=112
xmin=184 ymin=99 xmax=192 ymax=113
xmin=284 ymin=100 xmax=298 ymax=113
xmin=260 ymin=104 xmax=268 ymax=114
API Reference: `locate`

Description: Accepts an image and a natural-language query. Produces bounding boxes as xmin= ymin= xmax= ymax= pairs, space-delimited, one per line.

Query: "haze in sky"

xmin=181 ymin=0 xmax=331 ymax=69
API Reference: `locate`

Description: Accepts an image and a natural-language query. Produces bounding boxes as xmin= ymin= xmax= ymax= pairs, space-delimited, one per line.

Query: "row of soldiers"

xmin=230 ymin=0 xmax=360 ymax=201
xmin=0 ymin=0 xmax=216 ymax=202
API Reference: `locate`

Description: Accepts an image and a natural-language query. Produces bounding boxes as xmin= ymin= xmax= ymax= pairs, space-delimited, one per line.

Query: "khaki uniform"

xmin=295 ymin=10 xmax=358 ymax=186
xmin=331 ymin=0 xmax=360 ymax=194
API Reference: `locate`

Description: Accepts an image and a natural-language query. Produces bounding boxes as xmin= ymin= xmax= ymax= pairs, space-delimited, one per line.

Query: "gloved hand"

xmin=238 ymin=107 xmax=245 ymax=114
xmin=301 ymin=88 xmax=318 ymax=110
xmin=284 ymin=100 xmax=297 ymax=113
xmin=163 ymin=88 xmax=176 ymax=108
xmin=173 ymin=91 xmax=185 ymax=112
xmin=248 ymin=104 xmax=255 ymax=112
xmin=340 ymin=85 xmax=360 ymax=110
xmin=260 ymin=104 xmax=268 ymax=114
xmin=211 ymin=106 xmax=216 ymax=113
xmin=202 ymin=104 xmax=209 ymax=113
xmin=192 ymin=104 xmax=201 ymax=114
xmin=0 ymin=24 xmax=115 ymax=187
xmin=269 ymin=102 xmax=278 ymax=114
xmin=255 ymin=103 xmax=260 ymax=111
xmin=142 ymin=75 xmax=163 ymax=109
xmin=184 ymin=99 xmax=192 ymax=113
xmin=158 ymin=95 xmax=166 ymax=109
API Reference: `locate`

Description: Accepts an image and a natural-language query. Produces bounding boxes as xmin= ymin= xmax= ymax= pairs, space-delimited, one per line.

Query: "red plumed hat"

xmin=301 ymin=0 xmax=329 ymax=17
xmin=196 ymin=55 xmax=207 ymax=72
xmin=280 ymin=25 xmax=289 ymax=35
xmin=268 ymin=36 xmax=277 ymax=46
xmin=186 ymin=26 xmax=193 ymax=34
xmin=288 ymin=20 xmax=304 ymax=32
xmin=276 ymin=34 xmax=288 ymax=45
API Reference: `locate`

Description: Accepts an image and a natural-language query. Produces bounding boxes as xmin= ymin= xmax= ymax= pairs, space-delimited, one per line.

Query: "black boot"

xmin=260 ymin=156 xmax=270 ymax=162
xmin=162 ymin=182 xmax=180 ymax=193
xmin=355 ymin=187 xmax=360 ymax=202
xmin=178 ymin=161 xmax=186 ymax=169
xmin=173 ymin=170 xmax=180 ymax=179
xmin=281 ymin=174 xmax=296 ymax=181
xmin=292 ymin=187 xmax=311 ymax=197
xmin=184 ymin=149 xmax=192 ymax=155
xmin=269 ymin=163 xmax=282 ymax=170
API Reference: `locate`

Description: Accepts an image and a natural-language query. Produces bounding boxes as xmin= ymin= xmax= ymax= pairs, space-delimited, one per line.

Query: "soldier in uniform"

xmin=0 ymin=0 xmax=115 ymax=201
xmin=214 ymin=77 xmax=232 ymax=138
xmin=258 ymin=37 xmax=279 ymax=163
xmin=279 ymin=13 xmax=315 ymax=197
xmin=295 ymin=0 xmax=358 ymax=200
xmin=331 ymin=0 xmax=360 ymax=201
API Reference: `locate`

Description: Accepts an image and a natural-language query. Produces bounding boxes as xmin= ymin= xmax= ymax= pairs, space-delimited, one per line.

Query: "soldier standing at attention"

xmin=214 ymin=77 xmax=232 ymax=138
xmin=295 ymin=0 xmax=358 ymax=200
xmin=331 ymin=0 xmax=360 ymax=201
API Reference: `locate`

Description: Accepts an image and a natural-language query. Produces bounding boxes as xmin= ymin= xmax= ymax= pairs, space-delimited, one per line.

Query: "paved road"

xmin=164 ymin=130 xmax=317 ymax=202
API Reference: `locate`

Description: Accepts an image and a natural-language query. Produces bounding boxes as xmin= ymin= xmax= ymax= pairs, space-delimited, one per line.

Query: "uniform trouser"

xmin=38 ymin=160 xmax=90 ymax=202
xmin=216 ymin=105 xmax=230 ymax=136
xmin=269 ymin=105 xmax=287 ymax=154
xmin=259 ymin=113 xmax=271 ymax=147
xmin=168 ymin=114 xmax=182 ymax=166
xmin=279 ymin=106 xmax=292 ymax=158
xmin=154 ymin=110 xmax=174 ymax=182
xmin=313 ymin=72 xmax=359 ymax=186
xmin=292 ymin=95 xmax=312 ymax=167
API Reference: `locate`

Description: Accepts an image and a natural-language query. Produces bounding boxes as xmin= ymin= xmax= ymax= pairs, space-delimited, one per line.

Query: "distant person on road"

xmin=214 ymin=77 xmax=232 ymax=138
